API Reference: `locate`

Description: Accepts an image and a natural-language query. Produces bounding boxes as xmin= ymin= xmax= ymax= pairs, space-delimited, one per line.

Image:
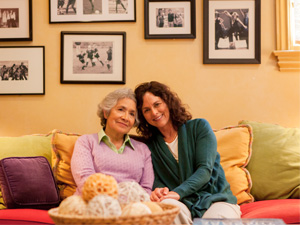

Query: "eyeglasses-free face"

xmin=141 ymin=92 xmax=172 ymax=131
xmin=104 ymin=98 xmax=136 ymax=138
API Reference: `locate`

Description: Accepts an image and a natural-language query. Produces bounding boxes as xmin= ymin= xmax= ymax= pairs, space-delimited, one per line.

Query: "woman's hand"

xmin=150 ymin=188 xmax=180 ymax=202
xmin=160 ymin=191 xmax=180 ymax=201
xmin=150 ymin=187 xmax=169 ymax=202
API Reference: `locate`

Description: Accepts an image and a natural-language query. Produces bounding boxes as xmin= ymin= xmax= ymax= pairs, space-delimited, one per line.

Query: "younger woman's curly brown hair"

xmin=134 ymin=81 xmax=192 ymax=139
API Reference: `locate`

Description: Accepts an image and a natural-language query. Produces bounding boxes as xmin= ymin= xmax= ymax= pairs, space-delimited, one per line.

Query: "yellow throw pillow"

xmin=214 ymin=125 xmax=254 ymax=205
xmin=51 ymin=130 xmax=81 ymax=199
xmin=239 ymin=120 xmax=300 ymax=201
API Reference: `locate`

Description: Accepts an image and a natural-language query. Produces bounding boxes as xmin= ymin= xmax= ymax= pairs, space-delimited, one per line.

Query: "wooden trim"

xmin=273 ymin=50 xmax=300 ymax=71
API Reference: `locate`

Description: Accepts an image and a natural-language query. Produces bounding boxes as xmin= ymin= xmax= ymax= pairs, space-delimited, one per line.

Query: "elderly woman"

xmin=71 ymin=88 xmax=154 ymax=195
xmin=134 ymin=81 xmax=241 ymax=224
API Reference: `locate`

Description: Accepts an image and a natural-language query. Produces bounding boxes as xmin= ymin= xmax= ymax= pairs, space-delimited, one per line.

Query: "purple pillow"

xmin=0 ymin=156 xmax=60 ymax=209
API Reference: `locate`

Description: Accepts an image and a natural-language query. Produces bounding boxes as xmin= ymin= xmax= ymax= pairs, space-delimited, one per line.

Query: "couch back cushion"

xmin=51 ymin=130 xmax=80 ymax=199
xmin=239 ymin=120 xmax=300 ymax=200
xmin=51 ymin=127 xmax=254 ymax=204
xmin=214 ymin=125 xmax=254 ymax=204
xmin=0 ymin=134 xmax=52 ymax=209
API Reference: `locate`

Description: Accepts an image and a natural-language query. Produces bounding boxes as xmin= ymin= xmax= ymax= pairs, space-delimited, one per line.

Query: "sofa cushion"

xmin=0 ymin=134 xmax=52 ymax=209
xmin=51 ymin=130 xmax=80 ymax=199
xmin=0 ymin=209 xmax=54 ymax=224
xmin=0 ymin=156 xmax=60 ymax=209
xmin=239 ymin=120 xmax=300 ymax=201
xmin=240 ymin=199 xmax=300 ymax=224
xmin=50 ymin=126 xmax=254 ymax=204
xmin=214 ymin=125 xmax=254 ymax=205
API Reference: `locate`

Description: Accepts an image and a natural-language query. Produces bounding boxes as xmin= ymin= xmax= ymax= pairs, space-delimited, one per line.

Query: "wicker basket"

xmin=48 ymin=203 xmax=180 ymax=225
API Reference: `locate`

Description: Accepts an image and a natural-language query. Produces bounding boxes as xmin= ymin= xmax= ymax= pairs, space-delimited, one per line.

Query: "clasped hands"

xmin=150 ymin=187 xmax=180 ymax=202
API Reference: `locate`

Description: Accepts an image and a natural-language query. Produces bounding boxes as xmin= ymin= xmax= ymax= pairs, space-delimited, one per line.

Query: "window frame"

xmin=273 ymin=0 xmax=300 ymax=71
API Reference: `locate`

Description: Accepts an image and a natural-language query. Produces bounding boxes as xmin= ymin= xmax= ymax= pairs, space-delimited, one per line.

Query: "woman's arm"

xmin=138 ymin=147 xmax=155 ymax=195
xmin=71 ymin=136 xmax=96 ymax=194
xmin=237 ymin=18 xmax=247 ymax=29
xmin=223 ymin=10 xmax=232 ymax=17
xmin=173 ymin=120 xmax=217 ymax=199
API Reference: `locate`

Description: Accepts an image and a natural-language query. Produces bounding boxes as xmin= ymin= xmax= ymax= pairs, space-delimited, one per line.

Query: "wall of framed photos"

xmin=0 ymin=0 xmax=299 ymax=136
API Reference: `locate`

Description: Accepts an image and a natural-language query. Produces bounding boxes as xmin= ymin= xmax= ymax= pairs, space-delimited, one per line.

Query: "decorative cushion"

xmin=51 ymin=130 xmax=81 ymax=199
xmin=0 ymin=156 xmax=60 ymax=209
xmin=0 ymin=134 xmax=52 ymax=209
xmin=241 ymin=199 xmax=300 ymax=224
xmin=239 ymin=120 xmax=300 ymax=201
xmin=214 ymin=125 xmax=254 ymax=204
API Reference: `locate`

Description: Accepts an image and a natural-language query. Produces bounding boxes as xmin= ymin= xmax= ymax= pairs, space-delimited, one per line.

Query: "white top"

xmin=165 ymin=135 xmax=179 ymax=162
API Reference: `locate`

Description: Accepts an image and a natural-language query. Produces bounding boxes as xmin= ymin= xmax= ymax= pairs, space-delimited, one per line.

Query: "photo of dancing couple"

xmin=215 ymin=9 xmax=249 ymax=50
xmin=203 ymin=0 xmax=261 ymax=64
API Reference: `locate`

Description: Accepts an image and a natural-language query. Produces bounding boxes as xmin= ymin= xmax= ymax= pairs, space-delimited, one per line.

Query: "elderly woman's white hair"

xmin=97 ymin=88 xmax=139 ymax=127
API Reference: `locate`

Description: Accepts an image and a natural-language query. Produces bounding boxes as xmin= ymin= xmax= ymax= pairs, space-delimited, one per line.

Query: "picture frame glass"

xmin=0 ymin=47 xmax=45 ymax=95
xmin=209 ymin=0 xmax=255 ymax=59
xmin=0 ymin=0 xmax=31 ymax=40
xmin=203 ymin=0 xmax=260 ymax=64
xmin=61 ymin=32 xmax=125 ymax=84
xmin=50 ymin=0 xmax=135 ymax=23
xmin=148 ymin=1 xmax=191 ymax=35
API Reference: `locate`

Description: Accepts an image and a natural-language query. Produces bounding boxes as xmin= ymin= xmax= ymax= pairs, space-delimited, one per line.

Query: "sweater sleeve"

xmin=135 ymin=142 xmax=155 ymax=195
xmin=173 ymin=119 xmax=217 ymax=199
xmin=71 ymin=135 xmax=96 ymax=195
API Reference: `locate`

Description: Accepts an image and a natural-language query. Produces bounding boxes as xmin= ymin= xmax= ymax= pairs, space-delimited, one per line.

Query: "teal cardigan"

xmin=147 ymin=119 xmax=237 ymax=218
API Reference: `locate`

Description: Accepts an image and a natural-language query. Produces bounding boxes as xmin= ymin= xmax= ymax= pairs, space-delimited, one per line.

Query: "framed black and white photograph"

xmin=49 ymin=0 xmax=136 ymax=23
xmin=61 ymin=31 xmax=126 ymax=84
xmin=0 ymin=46 xmax=45 ymax=95
xmin=144 ymin=0 xmax=196 ymax=39
xmin=203 ymin=0 xmax=261 ymax=64
xmin=0 ymin=0 xmax=32 ymax=41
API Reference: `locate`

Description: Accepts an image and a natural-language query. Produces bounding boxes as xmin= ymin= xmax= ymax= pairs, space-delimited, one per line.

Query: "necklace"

xmin=164 ymin=131 xmax=178 ymax=143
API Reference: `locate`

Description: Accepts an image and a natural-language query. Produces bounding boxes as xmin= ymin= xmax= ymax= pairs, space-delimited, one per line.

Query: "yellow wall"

xmin=0 ymin=0 xmax=299 ymax=136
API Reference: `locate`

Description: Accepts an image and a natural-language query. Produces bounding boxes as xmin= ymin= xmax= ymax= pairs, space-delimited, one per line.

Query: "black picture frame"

xmin=0 ymin=0 xmax=32 ymax=41
xmin=203 ymin=0 xmax=261 ymax=64
xmin=144 ymin=0 xmax=196 ymax=39
xmin=0 ymin=46 xmax=45 ymax=95
xmin=49 ymin=0 xmax=136 ymax=23
xmin=61 ymin=31 xmax=126 ymax=84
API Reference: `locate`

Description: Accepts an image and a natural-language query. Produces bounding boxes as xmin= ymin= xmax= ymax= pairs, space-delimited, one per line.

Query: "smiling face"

xmin=141 ymin=92 xmax=172 ymax=131
xmin=104 ymin=98 xmax=136 ymax=138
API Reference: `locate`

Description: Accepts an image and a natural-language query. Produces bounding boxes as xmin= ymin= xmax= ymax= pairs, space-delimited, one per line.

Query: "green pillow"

xmin=239 ymin=120 xmax=300 ymax=201
xmin=0 ymin=134 xmax=52 ymax=209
